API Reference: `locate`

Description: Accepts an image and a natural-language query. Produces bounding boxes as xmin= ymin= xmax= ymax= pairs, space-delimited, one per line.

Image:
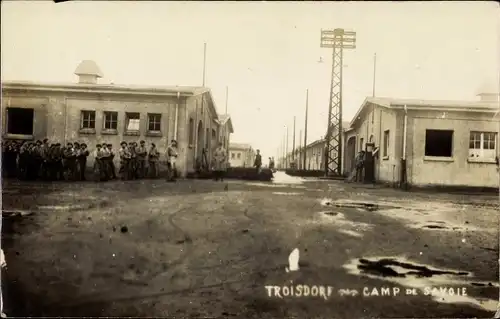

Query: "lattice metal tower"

xmin=320 ymin=28 xmax=356 ymax=176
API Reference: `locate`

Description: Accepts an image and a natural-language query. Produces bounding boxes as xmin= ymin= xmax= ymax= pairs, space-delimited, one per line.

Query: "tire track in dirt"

xmin=59 ymin=201 xmax=226 ymax=307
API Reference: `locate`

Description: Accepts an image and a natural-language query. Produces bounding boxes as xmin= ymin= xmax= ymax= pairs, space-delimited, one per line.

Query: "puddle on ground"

xmin=343 ymin=257 xmax=497 ymax=312
xmin=320 ymin=199 xmax=492 ymax=233
xmin=2 ymin=210 xmax=35 ymax=218
xmin=338 ymin=229 xmax=363 ymax=238
xmin=272 ymin=172 xmax=305 ymax=185
xmin=320 ymin=198 xmax=394 ymax=211
xmin=272 ymin=192 xmax=303 ymax=196
xmin=310 ymin=211 xmax=373 ymax=238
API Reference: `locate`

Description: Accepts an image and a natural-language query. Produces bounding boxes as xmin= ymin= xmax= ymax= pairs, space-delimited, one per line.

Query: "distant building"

xmin=281 ymin=121 xmax=349 ymax=171
xmin=1 ymin=60 xmax=234 ymax=177
xmin=229 ymin=143 xmax=255 ymax=167
xmin=343 ymin=87 xmax=499 ymax=188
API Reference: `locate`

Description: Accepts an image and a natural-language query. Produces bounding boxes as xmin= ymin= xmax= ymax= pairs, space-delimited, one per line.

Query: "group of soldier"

xmin=1 ymin=138 xmax=179 ymax=182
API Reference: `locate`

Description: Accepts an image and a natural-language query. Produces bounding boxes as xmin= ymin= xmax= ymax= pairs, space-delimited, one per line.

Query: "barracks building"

xmin=1 ymin=60 xmax=234 ymax=177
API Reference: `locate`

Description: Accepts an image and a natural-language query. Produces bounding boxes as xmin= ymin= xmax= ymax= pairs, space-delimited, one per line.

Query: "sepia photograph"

xmin=1 ymin=1 xmax=499 ymax=318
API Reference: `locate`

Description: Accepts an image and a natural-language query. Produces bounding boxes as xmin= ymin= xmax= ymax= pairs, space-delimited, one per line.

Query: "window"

xmin=231 ymin=152 xmax=235 ymax=159
xmin=425 ymin=129 xmax=453 ymax=157
xmin=81 ymin=110 xmax=96 ymax=129
xmin=469 ymin=131 xmax=497 ymax=159
xmin=6 ymin=108 xmax=34 ymax=135
xmin=383 ymin=130 xmax=390 ymax=158
xmin=147 ymin=113 xmax=161 ymax=132
xmin=237 ymin=153 xmax=241 ymax=159
xmin=212 ymin=129 xmax=216 ymax=139
xmin=359 ymin=138 xmax=364 ymax=152
xmin=125 ymin=112 xmax=140 ymax=131
xmin=189 ymin=118 xmax=194 ymax=145
xmin=103 ymin=111 xmax=118 ymax=130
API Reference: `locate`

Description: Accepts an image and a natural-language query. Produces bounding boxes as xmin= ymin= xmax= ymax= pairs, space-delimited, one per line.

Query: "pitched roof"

xmin=324 ymin=121 xmax=352 ymax=139
xmin=2 ymin=80 xmax=209 ymax=97
xmin=217 ymin=114 xmax=234 ymax=133
xmin=348 ymin=96 xmax=499 ymax=128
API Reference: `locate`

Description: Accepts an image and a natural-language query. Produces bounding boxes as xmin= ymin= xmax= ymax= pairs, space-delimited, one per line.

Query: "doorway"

xmin=345 ymin=136 xmax=357 ymax=174
xmin=6 ymin=108 xmax=34 ymax=135
xmin=196 ymin=121 xmax=206 ymax=168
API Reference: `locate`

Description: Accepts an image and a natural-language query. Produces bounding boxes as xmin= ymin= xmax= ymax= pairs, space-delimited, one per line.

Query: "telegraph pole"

xmin=202 ymin=43 xmax=207 ymax=86
xmin=372 ymin=53 xmax=377 ymax=97
xmin=299 ymin=130 xmax=302 ymax=170
xmin=225 ymin=86 xmax=229 ymax=114
xmin=286 ymin=126 xmax=289 ymax=169
xmin=303 ymin=89 xmax=309 ymax=170
xmin=282 ymin=133 xmax=286 ymax=169
xmin=292 ymin=116 xmax=296 ymax=163
xmin=320 ymin=28 xmax=356 ymax=177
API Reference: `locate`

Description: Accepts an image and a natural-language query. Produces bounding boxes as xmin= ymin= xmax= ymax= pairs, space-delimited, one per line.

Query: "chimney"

xmin=74 ymin=60 xmax=103 ymax=84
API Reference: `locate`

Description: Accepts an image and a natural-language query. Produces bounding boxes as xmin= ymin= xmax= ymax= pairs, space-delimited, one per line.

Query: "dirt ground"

xmin=1 ymin=173 xmax=499 ymax=318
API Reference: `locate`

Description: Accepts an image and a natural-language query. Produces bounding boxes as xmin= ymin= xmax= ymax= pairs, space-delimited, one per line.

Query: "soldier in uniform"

xmin=17 ymin=141 xmax=28 ymax=180
xmin=101 ymin=143 xmax=111 ymax=181
xmin=136 ymin=140 xmax=148 ymax=178
xmin=212 ymin=141 xmax=227 ymax=182
xmin=77 ymin=143 xmax=89 ymax=181
xmin=63 ymin=142 xmax=77 ymax=181
xmin=73 ymin=142 xmax=81 ymax=179
xmin=129 ymin=142 xmax=138 ymax=179
xmin=148 ymin=143 xmax=160 ymax=178
xmin=106 ymin=144 xmax=117 ymax=180
xmin=40 ymin=139 xmax=51 ymax=180
xmin=33 ymin=140 xmax=43 ymax=180
xmin=93 ymin=144 xmax=104 ymax=182
xmin=166 ymin=140 xmax=179 ymax=182
xmin=53 ymin=143 xmax=64 ymax=181
xmin=119 ymin=141 xmax=131 ymax=180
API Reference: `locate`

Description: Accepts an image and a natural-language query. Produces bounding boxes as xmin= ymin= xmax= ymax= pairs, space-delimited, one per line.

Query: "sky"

xmin=2 ymin=1 xmax=499 ymax=159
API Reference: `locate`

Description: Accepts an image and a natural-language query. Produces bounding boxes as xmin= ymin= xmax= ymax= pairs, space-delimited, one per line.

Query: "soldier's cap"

xmin=96 ymin=144 xmax=102 ymax=147
xmin=151 ymin=143 xmax=156 ymax=147
xmin=67 ymin=142 xmax=72 ymax=146
xmin=36 ymin=140 xmax=42 ymax=144
xmin=56 ymin=143 xmax=61 ymax=146
xmin=74 ymin=142 xmax=80 ymax=145
xmin=120 ymin=141 xmax=127 ymax=146
xmin=107 ymin=144 xmax=112 ymax=147
xmin=171 ymin=139 xmax=177 ymax=144
xmin=81 ymin=143 xmax=87 ymax=147
xmin=43 ymin=138 xmax=48 ymax=143
xmin=140 ymin=140 xmax=145 ymax=144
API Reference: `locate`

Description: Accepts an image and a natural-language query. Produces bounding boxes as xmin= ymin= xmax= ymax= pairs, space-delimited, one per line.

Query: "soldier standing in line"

xmin=63 ymin=142 xmax=77 ymax=181
xmin=73 ymin=142 xmax=81 ymax=180
xmin=53 ymin=143 xmax=64 ymax=181
xmin=33 ymin=140 xmax=43 ymax=180
xmin=93 ymin=144 xmax=104 ymax=182
xmin=40 ymin=139 xmax=50 ymax=180
xmin=45 ymin=144 xmax=55 ymax=181
xmin=129 ymin=142 xmax=138 ymax=179
xmin=136 ymin=140 xmax=148 ymax=178
xmin=16 ymin=142 xmax=27 ymax=180
xmin=148 ymin=143 xmax=160 ymax=178
xmin=107 ymin=144 xmax=117 ymax=180
xmin=101 ymin=143 xmax=111 ymax=181
xmin=119 ymin=141 xmax=131 ymax=180
xmin=77 ymin=143 xmax=89 ymax=181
